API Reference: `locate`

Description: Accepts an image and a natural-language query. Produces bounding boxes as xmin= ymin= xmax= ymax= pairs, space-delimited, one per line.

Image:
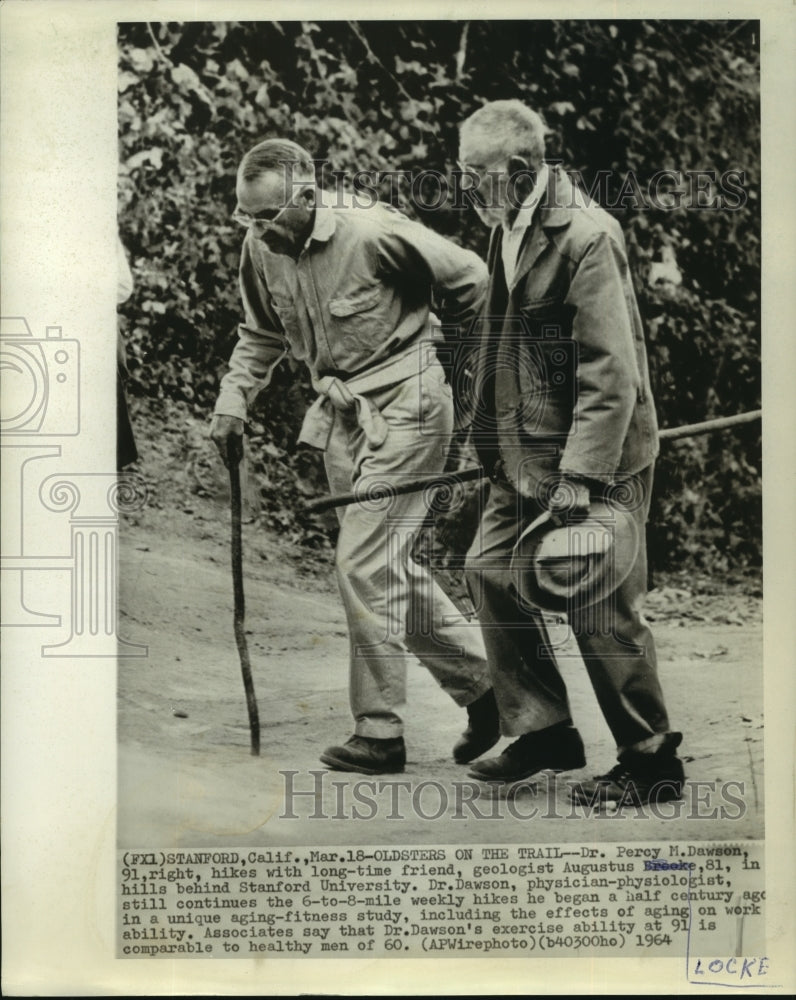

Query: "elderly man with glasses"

xmin=456 ymin=100 xmax=685 ymax=807
xmin=210 ymin=138 xmax=497 ymax=775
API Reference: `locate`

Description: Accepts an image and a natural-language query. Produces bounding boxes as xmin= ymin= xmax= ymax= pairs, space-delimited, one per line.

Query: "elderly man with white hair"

xmin=457 ymin=100 xmax=684 ymax=806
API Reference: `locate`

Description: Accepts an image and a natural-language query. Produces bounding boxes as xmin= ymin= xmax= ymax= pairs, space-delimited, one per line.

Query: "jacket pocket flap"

xmin=521 ymin=296 xmax=559 ymax=313
xmin=329 ymin=287 xmax=381 ymax=317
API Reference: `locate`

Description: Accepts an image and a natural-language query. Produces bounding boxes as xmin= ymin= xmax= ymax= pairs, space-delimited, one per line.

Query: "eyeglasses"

xmin=231 ymin=187 xmax=311 ymax=230
xmin=455 ymin=156 xmax=508 ymax=193
xmin=456 ymin=155 xmax=507 ymax=176
xmin=456 ymin=156 xmax=506 ymax=174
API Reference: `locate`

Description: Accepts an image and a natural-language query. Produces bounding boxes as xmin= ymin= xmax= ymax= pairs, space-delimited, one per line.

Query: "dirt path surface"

xmin=118 ymin=494 xmax=763 ymax=849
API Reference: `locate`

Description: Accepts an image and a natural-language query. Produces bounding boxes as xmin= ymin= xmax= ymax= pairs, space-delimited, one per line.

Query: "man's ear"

xmin=299 ymin=185 xmax=317 ymax=209
xmin=507 ymin=155 xmax=535 ymax=207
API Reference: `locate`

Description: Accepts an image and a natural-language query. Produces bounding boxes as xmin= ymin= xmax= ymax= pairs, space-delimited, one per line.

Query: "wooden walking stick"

xmin=228 ymin=441 xmax=260 ymax=756
xmin=657 ymin=408 xmax=761 ymax=442
xmin=305 ymin=410 xmax=763 ymax=514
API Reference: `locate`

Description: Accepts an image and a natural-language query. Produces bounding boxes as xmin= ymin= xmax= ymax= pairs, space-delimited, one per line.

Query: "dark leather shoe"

xmin=453 ymin=689 xmax=501 ymax=763
xmin=468 ymin=723 xmax=585 ymax=782
xmin=320 ymin=735 xmax=406 ymax=775
xmin=570 ymin=744 xmax=684 ymax=806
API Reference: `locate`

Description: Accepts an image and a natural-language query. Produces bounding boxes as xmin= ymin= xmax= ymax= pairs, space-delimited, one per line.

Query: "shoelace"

xmin=593 ymin=763 xmax=633 ymax=784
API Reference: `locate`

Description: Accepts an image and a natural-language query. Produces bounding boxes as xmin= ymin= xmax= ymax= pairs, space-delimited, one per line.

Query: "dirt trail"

xmin=117 ymin=498 xmax=763 ymax=849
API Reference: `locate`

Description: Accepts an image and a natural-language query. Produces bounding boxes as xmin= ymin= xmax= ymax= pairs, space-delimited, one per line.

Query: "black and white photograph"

xmin=1 ymin=1 xmax=794 ymax=996
xmin=116 ymin=18 xmax=764 ymax=839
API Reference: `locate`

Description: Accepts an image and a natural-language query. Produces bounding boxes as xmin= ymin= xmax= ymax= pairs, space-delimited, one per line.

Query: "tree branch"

xmin=455 ymin=22 xmax=470 ymax=81
xmin=146 ymin=22 xmax=172 ymax=67
xmin=347 ymin=19 xmax=441 ymax=146
xmin=300 ymin=21 xmax=357 ymax=125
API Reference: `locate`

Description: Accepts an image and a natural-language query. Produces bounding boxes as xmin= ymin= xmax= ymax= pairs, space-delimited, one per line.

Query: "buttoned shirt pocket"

xmin=328 ymin=284 xmax=387 ymax=354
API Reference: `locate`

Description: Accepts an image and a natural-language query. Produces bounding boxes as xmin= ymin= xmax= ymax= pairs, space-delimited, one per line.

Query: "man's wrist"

xmin=546 ymin=473 xmax=592 ymax=519
xmin=557 ymin=472 xmax=604 ymax=495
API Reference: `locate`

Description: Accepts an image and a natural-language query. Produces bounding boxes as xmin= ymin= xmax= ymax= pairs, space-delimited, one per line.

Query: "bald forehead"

xmin=237 ymin=154 xmax=314 ymax=185
xmin=235 ymin=169 xmax=288 ymax=211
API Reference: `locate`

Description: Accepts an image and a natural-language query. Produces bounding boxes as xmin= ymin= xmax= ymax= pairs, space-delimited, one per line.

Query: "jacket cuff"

xmin=556 ymin=471 xmax=609 ymax=491
xmin=213 ymin=390 xmax=248 ymax=422
xmin=558 ymin=453 xmax=621 ymax=480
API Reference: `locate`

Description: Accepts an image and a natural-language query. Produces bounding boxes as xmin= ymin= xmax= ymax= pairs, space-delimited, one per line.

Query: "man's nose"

xmin=457 ymin=168 xmax=478 ymax=191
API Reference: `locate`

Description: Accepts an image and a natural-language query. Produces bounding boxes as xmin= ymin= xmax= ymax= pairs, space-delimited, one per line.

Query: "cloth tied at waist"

xmin=298 ymin=338 xmax=436 ymax=451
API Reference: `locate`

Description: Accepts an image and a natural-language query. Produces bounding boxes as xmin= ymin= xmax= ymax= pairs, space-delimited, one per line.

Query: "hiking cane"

xmin=228 ymin=441 xmax=261 ymax=756
xmin=305 ymin=409 xmax=762 ymax=514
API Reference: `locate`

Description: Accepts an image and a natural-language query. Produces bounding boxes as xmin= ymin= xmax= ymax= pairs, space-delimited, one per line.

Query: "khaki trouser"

xmin=323 ymin=358 xmax=490 ymax=738
xmin=465 ymin=466 xmax=677 ymax=754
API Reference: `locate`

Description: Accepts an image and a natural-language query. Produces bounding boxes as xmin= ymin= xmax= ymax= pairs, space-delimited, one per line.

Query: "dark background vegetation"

xmin=117 ymin=19 xmax=760 ymax=579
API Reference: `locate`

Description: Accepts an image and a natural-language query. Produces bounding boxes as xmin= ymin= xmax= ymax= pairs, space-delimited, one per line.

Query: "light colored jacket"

xmin=214 ymin=200 xmax=487 ymax=422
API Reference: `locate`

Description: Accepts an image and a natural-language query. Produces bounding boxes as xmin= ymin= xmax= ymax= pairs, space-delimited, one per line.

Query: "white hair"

xmin=460 ymin=100 xmax=548 ymax=166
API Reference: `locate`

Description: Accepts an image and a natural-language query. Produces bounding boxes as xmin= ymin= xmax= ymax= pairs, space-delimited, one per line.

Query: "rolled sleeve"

xmin=214 ymin=237 xmax=287 ymax=421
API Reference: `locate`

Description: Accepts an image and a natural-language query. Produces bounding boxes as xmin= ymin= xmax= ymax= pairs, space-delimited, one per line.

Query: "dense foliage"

xmin=118 ymin=19 xmax=761 ymax=574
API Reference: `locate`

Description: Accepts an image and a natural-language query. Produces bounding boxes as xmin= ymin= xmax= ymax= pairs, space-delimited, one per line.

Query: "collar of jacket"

xmin=302 ymin=201 xmax=337 ymax=250
xmin=537 ymin=163 xmax=580 ymax=230
xmin=487 ymin=165 xmax=577 ymax=288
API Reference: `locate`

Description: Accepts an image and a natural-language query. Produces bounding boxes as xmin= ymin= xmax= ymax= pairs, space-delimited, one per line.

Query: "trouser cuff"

xmin=457 ymin=678 xmax=494 ymax=708
xmin=355 ymin=720 xmax=404 ymax=740
xmin=499 ymin=709 xmax=572 ymax=738
xmin=621 ymin=731 xmax=683 ymax=756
